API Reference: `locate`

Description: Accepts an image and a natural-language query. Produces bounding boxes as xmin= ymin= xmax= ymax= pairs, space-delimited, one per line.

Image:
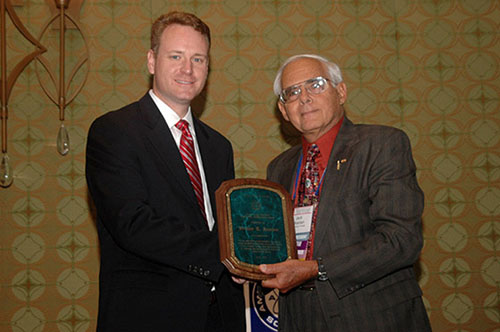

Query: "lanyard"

xmin=292 ymin=153 xmax=327 ymax=202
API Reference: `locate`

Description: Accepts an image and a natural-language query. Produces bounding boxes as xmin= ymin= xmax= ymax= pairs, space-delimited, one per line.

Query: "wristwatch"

xmin=316 ymin=257 xmax=328 ymax=281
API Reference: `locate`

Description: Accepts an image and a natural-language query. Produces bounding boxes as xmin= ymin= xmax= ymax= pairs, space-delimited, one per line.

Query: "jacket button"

xmin=204 ymin=270 xmax=210 ymax=277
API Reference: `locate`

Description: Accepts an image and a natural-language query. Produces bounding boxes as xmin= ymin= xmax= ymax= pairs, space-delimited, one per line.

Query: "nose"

xmin=181 ymin=59 xmax=193 ymax=74
xmin=298 ymin=88 xmax=312 ymax=104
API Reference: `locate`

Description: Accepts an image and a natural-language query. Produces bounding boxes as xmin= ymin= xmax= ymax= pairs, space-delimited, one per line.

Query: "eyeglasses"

xmin=279 ymin=76 xmax=331 ymax=104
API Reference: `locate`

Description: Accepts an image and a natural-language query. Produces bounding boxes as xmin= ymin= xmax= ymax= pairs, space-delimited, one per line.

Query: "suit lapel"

xmin=278 ymin=145 xmax=302 ymax=195
xmin=314 ymin=118 xmax=359 ymax=255
xmin=138 ymin=94 xmax=199 ymax=208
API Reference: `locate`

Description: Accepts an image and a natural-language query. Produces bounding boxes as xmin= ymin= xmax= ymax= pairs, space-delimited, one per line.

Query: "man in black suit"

xmin=259 ymin=54 xmax=432 ymax=331
xmin=85 ymin=12 xmax=245 ymax=332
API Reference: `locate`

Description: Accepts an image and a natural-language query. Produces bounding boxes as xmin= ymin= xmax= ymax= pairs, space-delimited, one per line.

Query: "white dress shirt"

xmin=149 ymin=90 xmax=215 ymax=231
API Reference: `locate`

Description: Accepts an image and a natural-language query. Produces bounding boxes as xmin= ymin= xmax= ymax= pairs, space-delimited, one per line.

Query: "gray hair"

xmin=273 ymin=54 xmax=344 ymax=96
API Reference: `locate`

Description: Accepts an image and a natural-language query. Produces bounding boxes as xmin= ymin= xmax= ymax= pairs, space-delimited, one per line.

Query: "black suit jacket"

xmin=86 ymin=93 xmax=245 ymax=331
xmin=267 ymin=117 xmax=431 ymax=331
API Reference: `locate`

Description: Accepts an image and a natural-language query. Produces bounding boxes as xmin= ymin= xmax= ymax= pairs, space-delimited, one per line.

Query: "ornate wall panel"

xmin=1 ymin=1 xmax=499 ymax=331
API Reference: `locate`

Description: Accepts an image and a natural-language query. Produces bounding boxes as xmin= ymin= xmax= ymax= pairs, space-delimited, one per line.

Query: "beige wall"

xmin=1 ymin=1 xmax=499 ymax=331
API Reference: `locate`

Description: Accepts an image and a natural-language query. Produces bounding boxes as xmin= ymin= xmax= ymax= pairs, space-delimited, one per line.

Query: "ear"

xmin=336 ymin=82 xmax=348 ymax=105
xmin=278 ymin=101 xmax=290 ymax=122
xmin=147 ymin=49 xmax=155 ymax=75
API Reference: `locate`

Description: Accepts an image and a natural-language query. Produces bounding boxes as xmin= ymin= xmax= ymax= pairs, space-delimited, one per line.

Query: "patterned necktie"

xmin=297 ymin=144 xmax=321 ymax=260
xmin=297 ymin=144 xmax=321 ymax=207
xmin=175 ymin=120 xmax=206 ymax=220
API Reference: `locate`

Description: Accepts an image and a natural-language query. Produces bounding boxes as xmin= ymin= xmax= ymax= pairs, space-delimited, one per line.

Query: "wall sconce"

xmin=1 ymin=0 xmax=47 ymax=187
xmin=0 ymin=0 xmax=88 ymax=188
xmin=36 ymin=0 xmax=89 ymax=156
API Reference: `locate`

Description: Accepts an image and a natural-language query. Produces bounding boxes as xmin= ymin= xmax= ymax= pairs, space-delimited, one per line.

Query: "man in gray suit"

xmin=259 ymin=54 xmax=432 ymax=331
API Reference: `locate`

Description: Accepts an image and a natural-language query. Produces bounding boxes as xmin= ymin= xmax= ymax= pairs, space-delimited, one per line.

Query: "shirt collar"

xmin=149 ymin=89 xmax=196 ymax=136
xmin=301 ymin=116 xmax=344 ymax=169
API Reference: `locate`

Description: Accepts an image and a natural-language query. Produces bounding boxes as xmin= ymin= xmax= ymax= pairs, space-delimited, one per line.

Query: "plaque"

xmin=216 ymin=178 xmax=297 ymax=280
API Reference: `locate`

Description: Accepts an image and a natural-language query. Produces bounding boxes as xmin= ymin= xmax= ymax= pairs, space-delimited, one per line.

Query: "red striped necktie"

xmin=175 ymin=120 xmax=206 ymax=220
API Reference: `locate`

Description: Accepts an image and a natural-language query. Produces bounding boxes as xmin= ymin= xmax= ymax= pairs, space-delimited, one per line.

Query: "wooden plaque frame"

xmin=216 ymin=178 xmax=297 ymax=280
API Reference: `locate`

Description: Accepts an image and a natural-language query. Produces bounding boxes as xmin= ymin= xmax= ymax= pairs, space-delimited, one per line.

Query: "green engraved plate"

xmin=216 ymin=178 xmax=296 ymax=280
xmin=229 ymin=188 xmax=288 ymax=264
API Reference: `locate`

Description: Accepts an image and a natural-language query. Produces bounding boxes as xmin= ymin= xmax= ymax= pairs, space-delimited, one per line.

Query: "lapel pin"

xmin=336 ymin=159 xmax=347 ymax=170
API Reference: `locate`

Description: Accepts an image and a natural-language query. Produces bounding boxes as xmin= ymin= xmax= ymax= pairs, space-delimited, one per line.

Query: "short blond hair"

xmin=150 ymin=11 xmax=211 ymax=54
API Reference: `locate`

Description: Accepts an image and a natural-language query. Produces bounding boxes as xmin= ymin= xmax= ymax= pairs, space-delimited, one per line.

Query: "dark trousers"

xmin=205 ymin=291 xmax=226 ymax=332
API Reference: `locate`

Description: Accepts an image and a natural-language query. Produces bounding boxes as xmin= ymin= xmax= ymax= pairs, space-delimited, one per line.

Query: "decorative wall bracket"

xmin=0 ymin=0 xmax=89 ymax=188
xmin=35 ymin=0 xmax=89 ymax=156
xmin=1 ymin=0 xmax=47 ymax=187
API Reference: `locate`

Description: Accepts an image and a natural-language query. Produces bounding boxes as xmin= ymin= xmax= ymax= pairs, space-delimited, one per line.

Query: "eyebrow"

xmin=284 ymin=78 xmax=312 ymax=91
xmin=167 ymin=50 xmax=208 ymax=58
xmin=284 ymin=77 xmax=323 ymax=90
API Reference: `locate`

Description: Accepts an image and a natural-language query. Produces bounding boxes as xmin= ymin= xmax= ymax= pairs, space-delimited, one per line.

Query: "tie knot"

xmin=307 ymin=144 xmax=319 ymax=157
xmin=175 ymin=120 xmax=189 ymax=132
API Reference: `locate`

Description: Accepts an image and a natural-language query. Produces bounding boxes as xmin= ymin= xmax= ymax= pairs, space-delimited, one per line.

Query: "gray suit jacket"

xmin=267 ymin=117 xmax=431 ymax=331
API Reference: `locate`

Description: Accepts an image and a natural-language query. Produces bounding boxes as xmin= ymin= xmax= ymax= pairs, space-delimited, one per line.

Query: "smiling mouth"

xmin=301 ymin=108 xmax=319 ymax=117
xmin=175 ymin=79 xmax=194 ymax=85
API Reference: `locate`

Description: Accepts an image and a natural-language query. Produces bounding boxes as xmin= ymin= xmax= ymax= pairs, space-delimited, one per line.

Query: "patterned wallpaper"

xmin=1 ymin=0 xmax=499 ymax=331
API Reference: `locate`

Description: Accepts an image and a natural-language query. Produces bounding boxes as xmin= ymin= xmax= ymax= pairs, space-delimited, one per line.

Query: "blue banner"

xmin=245 ymin=282 xmax=279 ymax=332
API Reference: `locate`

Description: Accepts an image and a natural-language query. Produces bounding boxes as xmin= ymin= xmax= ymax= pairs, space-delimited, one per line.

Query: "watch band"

xmin=317 ymin=257 xmax=328 ymax=281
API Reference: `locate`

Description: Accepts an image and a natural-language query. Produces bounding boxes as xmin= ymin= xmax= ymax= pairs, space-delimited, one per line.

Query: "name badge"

xmin=294 ymin=205 xmax=314 ymax=260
